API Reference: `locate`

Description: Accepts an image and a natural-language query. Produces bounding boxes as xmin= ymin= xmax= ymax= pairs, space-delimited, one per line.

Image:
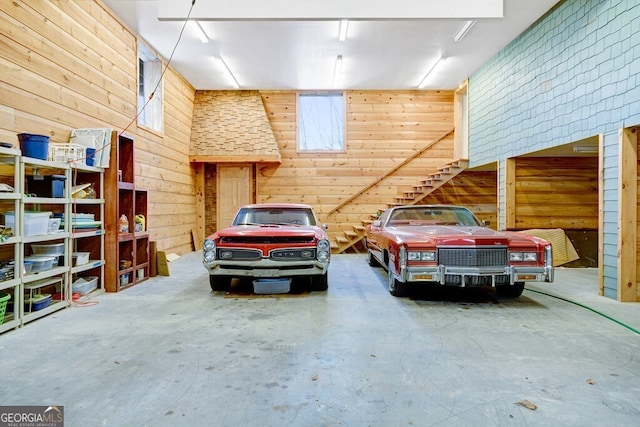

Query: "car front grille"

xmin=270 ymin=248 xmax=316 ymax=261
xmin=217 ymin=249 xmax=262 ymax=260
xmin=444 ymin=275 xmax=511 ymax=286
xmin=437 ymin=247 xmax=508 ymax=267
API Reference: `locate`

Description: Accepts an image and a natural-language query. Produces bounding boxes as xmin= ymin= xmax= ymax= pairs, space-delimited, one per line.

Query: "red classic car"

xmin=202 ymin=203 xmax=330 ymax=292
xmin=364 ymin=205 xmax=554 ymax=297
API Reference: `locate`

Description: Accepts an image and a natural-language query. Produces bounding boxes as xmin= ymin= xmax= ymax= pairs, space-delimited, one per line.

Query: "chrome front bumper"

xmin=204 ymin=258 xmax=329 ymax=278
xmin=399 ymin=264 xmax=553 ymax=286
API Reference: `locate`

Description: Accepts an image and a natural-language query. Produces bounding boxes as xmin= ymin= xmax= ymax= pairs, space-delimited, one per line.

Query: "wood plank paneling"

xmin=260 ymin=90 xmax=458 ymax=245
xmin=513 ymin=157 xmax=599 ymax=230
xmin=0 ymin=0 xmax=196 ymax=255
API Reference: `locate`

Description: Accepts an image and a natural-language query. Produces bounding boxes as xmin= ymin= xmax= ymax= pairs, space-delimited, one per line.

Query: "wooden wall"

xmin=260 ymin=90 xmax=456 ymax=243
xmin=512 ymin=157 xmax=599 ymax=230
xmin=0 ymin=0 xmax=197 ymax=254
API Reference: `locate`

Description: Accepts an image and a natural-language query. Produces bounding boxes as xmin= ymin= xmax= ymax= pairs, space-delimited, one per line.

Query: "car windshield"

xmin=386 ymin=207 xmax=482 ymax=227
xmin=233 ymin=207 xmax=316 ymax=226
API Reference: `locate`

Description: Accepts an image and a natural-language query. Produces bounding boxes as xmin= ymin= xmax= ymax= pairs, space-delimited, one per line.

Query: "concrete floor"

xmin=1 ymin=253 xmax=639 ymax=426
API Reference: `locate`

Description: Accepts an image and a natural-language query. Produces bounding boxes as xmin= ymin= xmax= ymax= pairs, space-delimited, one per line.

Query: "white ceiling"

xmin=101 ymin=0 xmax=562 ymax=90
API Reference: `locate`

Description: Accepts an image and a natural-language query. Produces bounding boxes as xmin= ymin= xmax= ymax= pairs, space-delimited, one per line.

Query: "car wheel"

xmin=210 ymin=275 xmax=231 ymax=292
xmin=498 ymin=281 xmax=525 ymax=297
xmin=367 ymin=250 xmax=379 ymax=267
xmin=387 ymin=264 xmax=406 ymax=297
xmin=311 ymin=272 xmax=328 ymax=291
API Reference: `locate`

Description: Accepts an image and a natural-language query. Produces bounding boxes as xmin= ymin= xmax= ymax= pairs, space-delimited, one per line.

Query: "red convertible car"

xmin=202 ymin=203 xmax=330 ymax=292
xmin=365 ymin=205 xmax=554 ymax=297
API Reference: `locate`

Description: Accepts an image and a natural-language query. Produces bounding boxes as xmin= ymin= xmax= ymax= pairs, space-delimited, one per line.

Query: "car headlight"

xmin=203 ymin=239 xmax=216 ymax=251
xmin=317 ymin=239 xmax=330 ymax=252
xmin=203 ymin=250 xmax=216 ymax=262
xmin=317 ymin=239 xmax=330 ymax=262
xmin=510 ymin=252 xmax=537 ymax=262
xmin=408 ymin=251 xmax=436 ymax=261
xmin=203 ymin=239 xmax=216 ymax=262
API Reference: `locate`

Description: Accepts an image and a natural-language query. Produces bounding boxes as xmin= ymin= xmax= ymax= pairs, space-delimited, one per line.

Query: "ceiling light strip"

xmin=195 ymin=21 xmax=209 ymax=43
xmin=338 ymin=19 xmax=349 ymax=42
xmin=454 ymin=20 xmax=476 ymax=42
xmin=333 ymin=55 xmax=343 ymax=87
xmin=219 ymin=56 xmax=240 ymax=88
xmin=417 ymin=56 xmax=444 ymax=88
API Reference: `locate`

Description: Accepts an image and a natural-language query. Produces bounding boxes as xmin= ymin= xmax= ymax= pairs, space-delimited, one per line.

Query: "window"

xmin=297 ymin=93 xmax=345 ymax=151
xmin=138 ymin=42 xmax=163 ymax=132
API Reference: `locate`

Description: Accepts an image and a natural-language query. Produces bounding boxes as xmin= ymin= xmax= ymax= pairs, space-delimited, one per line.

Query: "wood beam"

xmin=598 ymin=133 xmax=605 ymax=296
xmin=189 ymin=155 xmax=281 ymax=164
xmin=618 ymin=128 xmax=637 ymax=302
xmin=504 ymin=158 xmax=516 ymax=229
xmin=194 ymin=163 xmax=205 ymax=247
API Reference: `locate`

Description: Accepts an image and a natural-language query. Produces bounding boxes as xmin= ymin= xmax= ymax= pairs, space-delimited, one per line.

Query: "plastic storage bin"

xmin=48 ymin=143 xmax=86 ymax=164
xmin=72 ymin=252 xmax=90 ymax=266
xmin=4 ymin=211 xmax=51 ymax=236
xmin=253 ymin=278 xmax=291 ymax=294
xmin=24 ymin=294 xmax=51 ymax=311
xmin=47 ymin=218 xmax=61 ymax=233
xmin=23 ymin=255 xmax=56 ymax=273
xmin=72 ymin=277 xmax=98 ymax=295
xmin=17 ymin=133 xmax=50 ymax=160
xmin=85 ymin=148 xmax=96 ymax=166
xmin=23 ymin=260 xmax=33 ymax=274
xmin=31 ymin=243 xmax=65 ymax=256
xmin=0 ymin=292 xmax=10 ymax=324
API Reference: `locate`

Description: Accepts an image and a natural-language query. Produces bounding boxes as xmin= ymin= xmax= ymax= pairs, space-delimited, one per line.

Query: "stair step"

xmin=336 ymin=236 xmax=349 ymax=244
xmin=353 ymin=225 xmax=366 ymax=231
xmin=344 ymin=231 xmax=358 ymax=238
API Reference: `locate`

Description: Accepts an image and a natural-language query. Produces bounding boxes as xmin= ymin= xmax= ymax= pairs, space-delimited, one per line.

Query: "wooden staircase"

xmin=331 ymin=159 xmax=469 ymax=253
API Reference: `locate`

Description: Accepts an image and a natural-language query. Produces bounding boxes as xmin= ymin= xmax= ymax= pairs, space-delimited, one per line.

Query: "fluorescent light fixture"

xmin=338 ymin=19 xmax=349 ymax=42
xmin=193 ymin=21 xmax=209 ymax=43
xmin=454 ymin=20 xmax=476 ymax=42
xmin=218 ymin=56 xmax=240 ymax=88
xmin=573 ymin=145 xmax=598 ymax=153
xmin=333 ymin=55 xmax=343 ymax=87
xmin=418 ymin=55 xmax=445 ymax=88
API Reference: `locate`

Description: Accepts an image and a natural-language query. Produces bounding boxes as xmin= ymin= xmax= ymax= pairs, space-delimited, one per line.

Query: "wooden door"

xmin=216 ymin=165 xmax=252 ymax=230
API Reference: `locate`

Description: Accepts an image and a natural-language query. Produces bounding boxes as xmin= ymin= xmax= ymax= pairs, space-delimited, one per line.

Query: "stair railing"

xmin=327 ymin=128 xmax=454 ymax=215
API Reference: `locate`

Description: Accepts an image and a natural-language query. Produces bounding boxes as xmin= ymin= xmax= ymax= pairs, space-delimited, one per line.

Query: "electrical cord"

xmin=525 ymin=287 xmax=640 ymax=336
xmin=64 ymin=1 xmax=198 ymax=304
xmin=120 ymin=0 xmax=196 ymax=135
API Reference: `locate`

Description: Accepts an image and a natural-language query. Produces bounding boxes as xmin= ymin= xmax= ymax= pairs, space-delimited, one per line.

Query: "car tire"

xmin=498 ymin=281 xmax=525 ymax=297
xmin=387 ymin=264 xmax=406 ymax=297
xmin=367 ymin=250 xmax=379 ymax=267
xmin=311 ymin=272 xmax=328 ymax=291
xmin=210 ymin=275 xmax=231 ymax=292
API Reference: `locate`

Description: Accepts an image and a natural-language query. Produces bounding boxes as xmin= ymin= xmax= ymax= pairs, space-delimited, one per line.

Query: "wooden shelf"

xmin=104 ymin=132 xmax=149 ymax=292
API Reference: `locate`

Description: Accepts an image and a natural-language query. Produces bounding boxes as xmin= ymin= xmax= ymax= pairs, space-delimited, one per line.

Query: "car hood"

xmin=215 ymin=225 xmax=321 ymax=239
xmin=387 ymin=225 xmax=545 ymax=247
